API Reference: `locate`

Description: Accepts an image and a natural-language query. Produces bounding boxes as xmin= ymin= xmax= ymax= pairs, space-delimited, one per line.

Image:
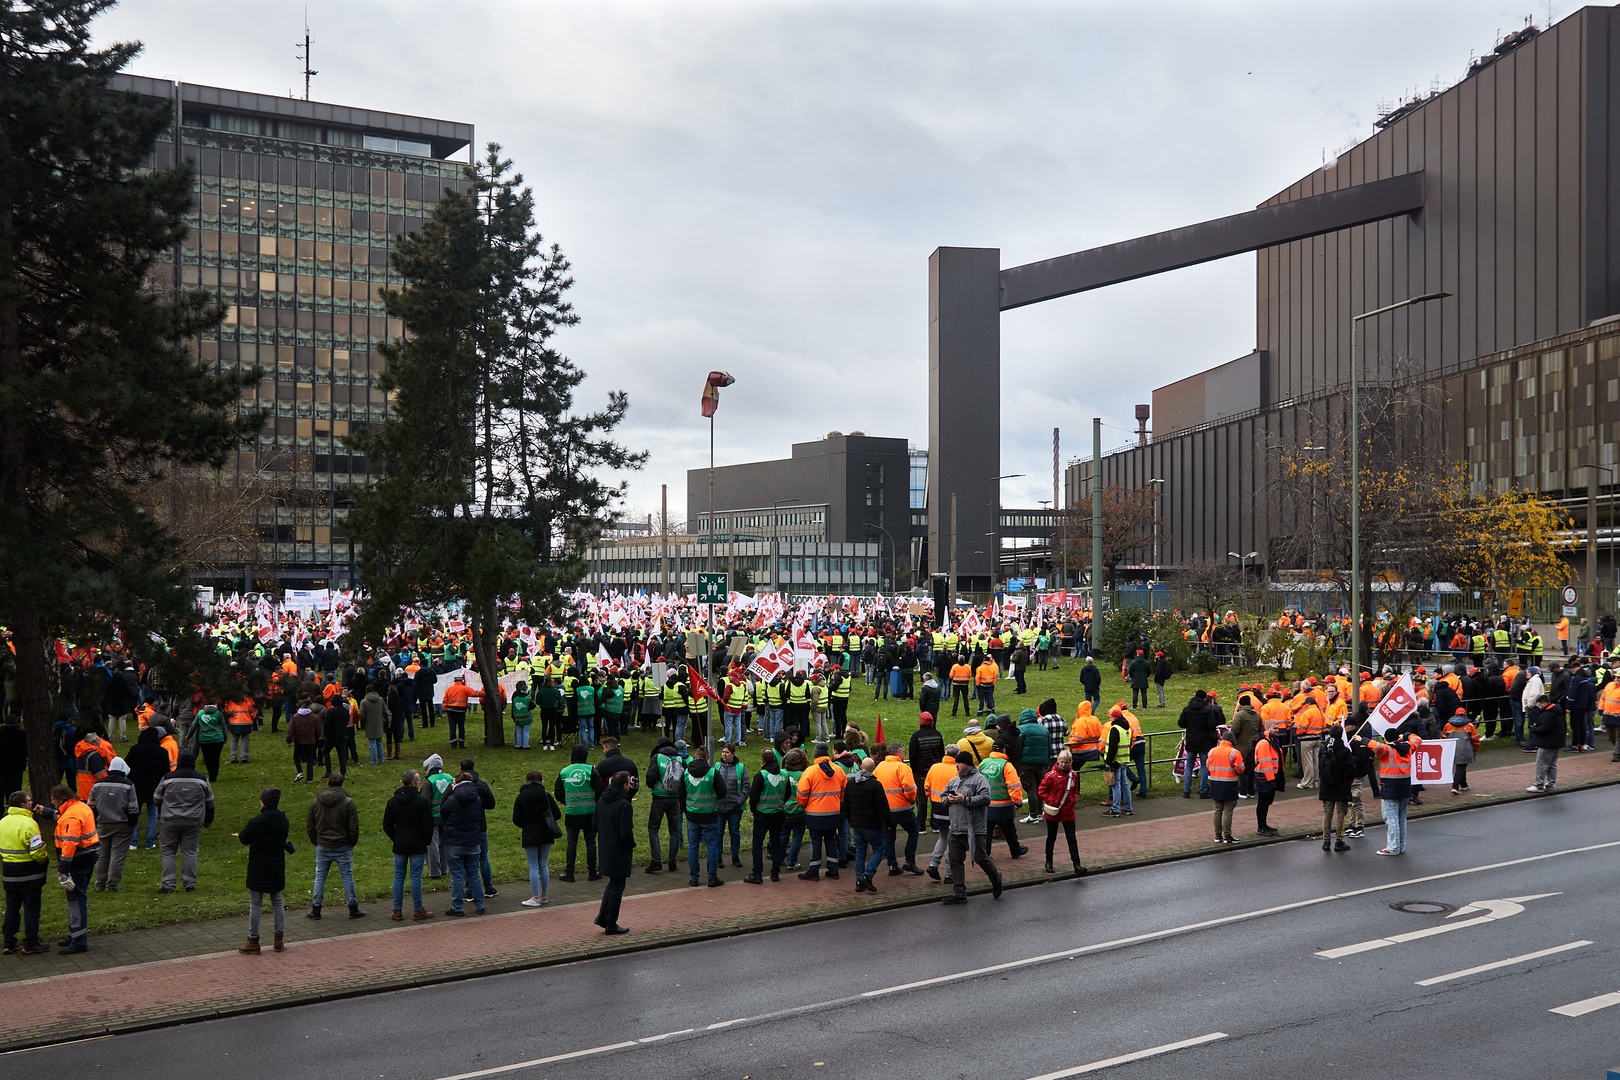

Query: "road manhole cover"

xmin=1390 ymin=901 xmax=1456 ymax=915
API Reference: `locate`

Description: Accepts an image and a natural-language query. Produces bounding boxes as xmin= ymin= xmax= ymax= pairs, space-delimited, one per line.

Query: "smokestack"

xmin=1135 ymin=404 xmax=1151 ymax=447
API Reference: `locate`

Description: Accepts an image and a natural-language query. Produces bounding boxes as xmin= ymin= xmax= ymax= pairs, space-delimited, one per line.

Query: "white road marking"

xmin=433 ymin=1041 xmax=640 ymax=1080
xmin=427 ymin=839 xmax=1620 ymax=1080
xmin=1551 ymin=990 xmax=1620 ymax=1017
xmin=1317 ymin=894 xmax=1561 ymax=958
xmin=1023 ymin=1032 xmax=1228 ymax=1079
xmin=1415 ymin=940 xmax=1591 ymax=985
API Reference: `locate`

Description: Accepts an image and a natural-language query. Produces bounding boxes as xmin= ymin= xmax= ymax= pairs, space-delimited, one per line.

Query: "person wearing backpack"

xmin=645 ymin=736 xmax=685 ymax=874
xmin=555 ymin=744 xmax=603 ymax=882
xmin=421 ymin=754 xmax=453 ymax=879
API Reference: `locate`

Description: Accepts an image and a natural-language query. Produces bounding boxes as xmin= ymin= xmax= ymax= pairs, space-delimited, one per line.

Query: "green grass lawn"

xmin=43 ymin=658 xmax=1261 ymax=938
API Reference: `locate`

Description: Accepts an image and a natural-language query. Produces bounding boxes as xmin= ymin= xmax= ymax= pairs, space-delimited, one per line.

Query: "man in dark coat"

xmin=237 ymin=787 xmax=292 ymax=954
xmin=1127 ymin=651 xmax=1153 ymax=710
xmin=917 ymin=673 xmax=941 ymax=720
xmin=1178 ymin=690 xmax=1218 ymax=799
xmin=382 ymin=770 xmax=434 ymax=919
xmin=594 ymin=771 xmax=637 ymax=935
xmin=124 ymin=726 xmax=168 ymax=851
xmin=1079 ymin=657 xmax=1102 ymax=709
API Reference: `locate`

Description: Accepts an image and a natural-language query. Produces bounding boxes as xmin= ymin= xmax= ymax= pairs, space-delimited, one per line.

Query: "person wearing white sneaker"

xmin=1527 ymin=693 xmax=1565 ymax=794
xmin=1369 ymin=732 xmax=1418 ymax=856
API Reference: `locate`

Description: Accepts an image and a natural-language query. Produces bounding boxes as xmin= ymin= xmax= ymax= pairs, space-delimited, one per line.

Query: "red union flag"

xmin=700 ymin=371 xmax=735 ymax=418
xmin=686 ymin=662 xmax=721 ymax=702
xmin=1369 ymin=672 xmax=1418 ymax=736
xmin=1410 ymin=739 xmax=1456 ymax=784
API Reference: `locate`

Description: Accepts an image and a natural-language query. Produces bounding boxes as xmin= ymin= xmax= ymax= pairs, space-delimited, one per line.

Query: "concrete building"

xmin=687 ymin=433 xmax=912 ymax=590
xmin=922 ymin=7 xmax=1620 ymax=602
xmin=1066 ymin=9 xmax=1620 ymax=589
xmin=118 ymin=74 xmax=472 ymax=591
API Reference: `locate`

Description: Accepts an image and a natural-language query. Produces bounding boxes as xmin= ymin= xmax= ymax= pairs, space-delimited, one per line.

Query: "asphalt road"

xmin=15 ymin=787 xmax=1620 ymax=1080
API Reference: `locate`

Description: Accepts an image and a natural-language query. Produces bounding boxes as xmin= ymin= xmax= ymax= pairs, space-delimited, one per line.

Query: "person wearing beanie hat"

xmin=237 ymin=787 xmax=293 ymax=954
xmin=907 ymin=712 xmax=946 ymax=831
xmin=422 ymin=755 xmax=454 ymax=879
xmin=153 ymin=749 xmax=215 ymax=893
xmin=88 ymin=756 xmax=138 ymax=892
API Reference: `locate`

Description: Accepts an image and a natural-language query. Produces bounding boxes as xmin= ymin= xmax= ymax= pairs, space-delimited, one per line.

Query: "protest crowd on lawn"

xmin=3 ymin=588 xmax=1615 ymax=951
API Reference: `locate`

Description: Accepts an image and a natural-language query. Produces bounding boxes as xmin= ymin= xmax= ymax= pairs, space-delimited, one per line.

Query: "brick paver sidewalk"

xmin=0 ymin=748 xmax=1613 ymax=1052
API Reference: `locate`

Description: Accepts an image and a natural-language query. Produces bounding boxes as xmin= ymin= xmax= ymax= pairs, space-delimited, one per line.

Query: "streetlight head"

xmin=1228 ymin=552 xmax=1240 ymax=559
xmin=1246 ymin=551 xmax=1258 ymax=559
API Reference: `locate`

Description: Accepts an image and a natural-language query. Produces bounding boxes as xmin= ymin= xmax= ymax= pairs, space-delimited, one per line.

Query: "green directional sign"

xmin=696 ymin=572 xmax=728 ymax=604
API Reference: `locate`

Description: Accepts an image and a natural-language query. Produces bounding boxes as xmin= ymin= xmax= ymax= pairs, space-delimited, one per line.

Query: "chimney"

xmin=1134 ymin=404 xmax=1151 ymax=446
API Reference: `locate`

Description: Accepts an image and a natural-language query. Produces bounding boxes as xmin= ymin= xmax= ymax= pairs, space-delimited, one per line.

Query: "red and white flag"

xmin=686 ymin=662 xmax=721 ymax=702
xmin=1410 ymin=739 xmax=1456 ymax=783
xmin=1368 ymin=671 xmax=1418 ymax=736
xmin=700 ymin=371 xmax=735 ymax=418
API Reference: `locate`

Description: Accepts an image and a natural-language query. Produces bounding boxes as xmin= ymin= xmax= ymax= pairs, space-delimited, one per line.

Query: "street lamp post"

xmin=989 ymin=473 xmax=1025 ymax=594
xmin=867 ymin=522 xmax=899 ymax=593
xmin=1349 ymin=291 xmax=1450 ymax=675
xmin=1227 ymin=550 xmax=1257 ymax=621
xmin=1148 ymin=479 xmax=1165 ymax=612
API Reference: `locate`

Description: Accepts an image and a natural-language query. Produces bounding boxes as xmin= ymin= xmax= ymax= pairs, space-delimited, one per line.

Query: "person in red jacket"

xmin=1036 ymin=750 xmax=1086 ymax=877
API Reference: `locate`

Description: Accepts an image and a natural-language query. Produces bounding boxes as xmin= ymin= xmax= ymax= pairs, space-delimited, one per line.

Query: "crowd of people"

xmin=4 ymin=592 xmax=1617 ymax=954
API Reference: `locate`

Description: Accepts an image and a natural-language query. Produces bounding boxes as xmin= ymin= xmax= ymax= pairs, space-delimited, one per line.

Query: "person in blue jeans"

xmin=440 ymin=771 xmax=488 ymax=914
xmin=455 ymin=757 xmax=498 ymax=898
xmin=681 ymin=749 xmax=728 ymax=885
xmin=305 ymin=773 xmax=365 ymax=920
xmin=1103 ymin=712 xmax=1134 ymax=815
xmin=843 ymin=757 xmax=890 ymax=892
xmin=715 ymin=745 xmax=748 ymax=869
xmin=1178 ymin=690 xmax=1216 ymax=799
xmin=382 ymin=769 xmax=434 ymax=919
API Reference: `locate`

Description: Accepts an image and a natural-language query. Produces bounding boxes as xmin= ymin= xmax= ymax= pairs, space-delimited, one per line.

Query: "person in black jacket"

xmin=512 ymin=770 xmax=563 ymax=907
xmin=1079 ymin=657 xmax=1102 ymax=709
xmin=440 ymin=774 xmax=488 ymax=915
xmin=1528 ymin=695 xmax=1566 ymax=792
xmin=124 ymin=726 xmax=168 ymax=851
xmin=843 ymin=757 xmax=892 ymax=893
xmin=237 ymin=788 xmax=292 ymax=954
xmin=594 ymin=772 xmax=637 ymax=935
xmin=383 ymin=770 xmax=434 ymax=920
xmin=1178 ymin=690 xmax=1218 ymax=799
xmin=917 ymin=673 xmax=941 ymax=720
xmin=908 ymin=714 xmax=946 ymax=831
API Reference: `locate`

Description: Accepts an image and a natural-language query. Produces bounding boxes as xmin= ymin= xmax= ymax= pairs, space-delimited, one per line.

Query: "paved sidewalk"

xmin=0 ymin=747 xmax=1613 ymax=1052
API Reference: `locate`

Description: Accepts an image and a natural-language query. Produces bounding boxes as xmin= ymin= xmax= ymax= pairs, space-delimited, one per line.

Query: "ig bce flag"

xmin=1368 ymin=672 xmax=1418 ymax=736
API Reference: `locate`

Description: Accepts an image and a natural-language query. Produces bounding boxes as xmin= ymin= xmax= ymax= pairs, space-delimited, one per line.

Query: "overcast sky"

xmin=98 ymin=0 xmax=1579 ymax=518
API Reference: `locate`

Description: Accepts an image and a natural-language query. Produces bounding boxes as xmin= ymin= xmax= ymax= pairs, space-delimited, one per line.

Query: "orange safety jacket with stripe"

xmin=54 ymin=798 xmax=99 ymax=861
xmin=1601 ymin=681 xmax=1620 ymax=717
xmin=1359 ymin=680 xmax=1381 ymax=704
xmin=949 ymin=663 xmax=972 ymax=687
xmin=923 ymin=761 xmax=958 ymax=814
xmin=1372 ymin=736 xmax=1421 ymax=779
xmin=872 ymin=756 xmax=918 ymax=811
xmin=1295 ymin=703 xmax=1326 ymax=736
xmin=160 ymin=734 xmax=179 ymax=771
xmin=1067 ymin=709 xmax=1102 ymax=756
xmin=974 ymin=661 xmax=999 ymax=686
xmin=1206 ymin=742 xmax=1244 ymax=783
xmin=1253 ymin=737 xmax=1280 ymax=780
xmin=796 ymin=756 xmax=847 ymax=827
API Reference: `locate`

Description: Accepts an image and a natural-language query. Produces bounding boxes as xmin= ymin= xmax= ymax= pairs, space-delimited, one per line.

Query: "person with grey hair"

xmin=940 ymin=752 xmax=1001 ymax=904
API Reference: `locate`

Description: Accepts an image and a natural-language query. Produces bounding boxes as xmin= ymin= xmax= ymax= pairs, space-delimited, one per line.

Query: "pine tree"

xmin=0 ymin=1 xmax=262 ymax=798
xmin=348 ymin=146 xmax=643 ymax=746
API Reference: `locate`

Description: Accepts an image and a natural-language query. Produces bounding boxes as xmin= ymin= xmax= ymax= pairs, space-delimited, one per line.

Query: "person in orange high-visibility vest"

xmin=973 ymin=658 xmax=999 ymax=716
xmin=948 ymin=656 xmax=973 ymax=717
xmin=872 ymin=746 xmax=923 ymax=873
xmin=73 ymin=734 xmax=109 ymax=801
xmin=1359 ymin=673 xmax=1381 ymax=705
xmin=1557 ymin=616 xmax=1570 ymax=658
xmin=1252 ymin=731 xmax=1281 ymax=836
xmin=922 ymin=745 xmax=961 ymax=881
xmin=1294 ymin=695 xmax=1326 ymax=789
xmin=1205 ymin=726 xmax=1245 ymax=844
xmin=1369 ymin=732 xmax=1421 ymax=855
xmin=439 ymin=674 xmax=481 ymax=751
xmin=52 ymin=784 xmax=99 ymax=953
xmin=796 ymin=746 xmax=848 ymax=879
xmin=1067 ymin=702 xmax=1102 ymax=765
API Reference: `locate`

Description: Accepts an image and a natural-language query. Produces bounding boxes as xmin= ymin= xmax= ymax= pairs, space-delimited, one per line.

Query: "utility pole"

xmin=1090 ymin=417 xmax=1103 ymax=656
xmin=660 ymin=483 xmax=669 ymax=596
xmin=1589 ymin=438 xmax=1599 ymax=636
xmin=950 ymin=493 xmax=958 ymax=611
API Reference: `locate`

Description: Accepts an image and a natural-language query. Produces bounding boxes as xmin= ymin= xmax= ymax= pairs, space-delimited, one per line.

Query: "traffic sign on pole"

xmin=696 ymin=572 xmax=728 ymax=604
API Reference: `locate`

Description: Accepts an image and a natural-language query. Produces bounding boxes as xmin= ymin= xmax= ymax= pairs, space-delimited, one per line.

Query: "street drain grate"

xmin=1390 ymin=901 xmax=1456 ymax=915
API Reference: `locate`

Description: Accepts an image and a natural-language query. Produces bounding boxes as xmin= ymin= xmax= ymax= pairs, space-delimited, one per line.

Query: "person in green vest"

xmin=715 ymin=744 xmax=749 ymax=870
xmin=781 ymin=746 xmax=808 ymax=869
xmin=828 ymin=667 xmax=852 ymax=732
xmin=743 ymin=749 xmax=788 ymax=883
xmin=422 ymin=754 xmax=454 ymax=879
xmin=510 ymin=682 xmax=534 ymax=750
xmin=554 ymin=744 xmax=603 ymax=882
xmin=600 ymin=675 xmax=625 ymax=742
xmin=682 ymin=745 xmax=729 ymax=887
xmin=577 ymin=674 xmax=599 ymax=750
xmin=194 ymin=700 xmax=226 ymax=781
xmin=645 ymin=735 xmax=685 ymax=873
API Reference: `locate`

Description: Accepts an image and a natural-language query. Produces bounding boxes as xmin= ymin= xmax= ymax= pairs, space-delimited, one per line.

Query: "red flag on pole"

xmin=700 ymin=371 xmax=735 ymax=418
xmin=686 ymin=662 xmax=721 ymax=702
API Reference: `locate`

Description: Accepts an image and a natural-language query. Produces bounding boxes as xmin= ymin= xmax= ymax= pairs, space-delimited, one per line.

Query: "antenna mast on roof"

xmin=296 ymin=10 xmax=317 ymax=101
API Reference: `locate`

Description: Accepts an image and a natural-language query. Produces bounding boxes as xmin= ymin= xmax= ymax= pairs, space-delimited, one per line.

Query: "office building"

xmin=117 ymin=74 xmax=473 ymax=591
